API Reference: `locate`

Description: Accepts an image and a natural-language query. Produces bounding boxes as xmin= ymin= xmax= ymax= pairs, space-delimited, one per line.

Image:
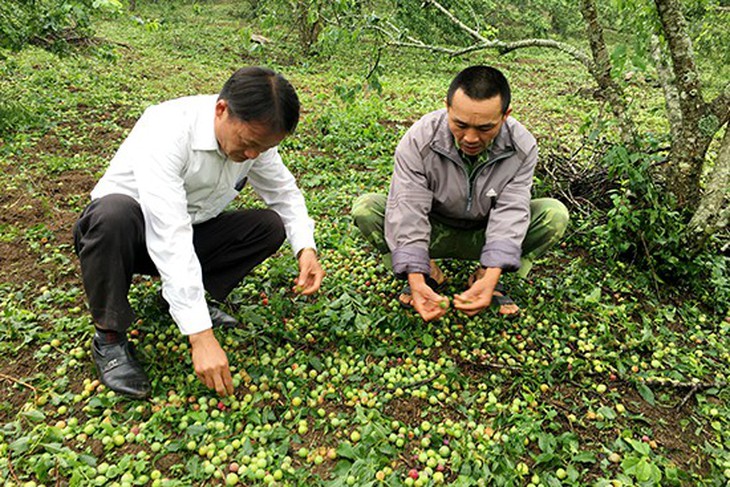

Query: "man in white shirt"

xmin=73 ymin=67 xmax=324 ymax=399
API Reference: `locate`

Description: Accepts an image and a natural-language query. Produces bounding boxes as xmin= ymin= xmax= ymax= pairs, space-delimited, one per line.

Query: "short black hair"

xmin=218 ymin=66 xmax=300 ymax=134
xmin=446 ymin=65 xmax=511 ymax=114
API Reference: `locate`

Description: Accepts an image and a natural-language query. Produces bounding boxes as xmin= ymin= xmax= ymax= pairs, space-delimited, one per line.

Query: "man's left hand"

xmin=453 ymin=267 xmax=501 ymax=316
xmin=293 ymin=248 xmax=324 ymax=295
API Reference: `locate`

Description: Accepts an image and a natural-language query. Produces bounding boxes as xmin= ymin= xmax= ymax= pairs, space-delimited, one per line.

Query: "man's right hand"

xmin=189 ymin=329 xmax=234 ymax=396
xmin=408 ymin=273 xmax=449 ymax=322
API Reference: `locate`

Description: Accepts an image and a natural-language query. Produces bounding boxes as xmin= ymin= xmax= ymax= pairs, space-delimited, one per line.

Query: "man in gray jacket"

xmin=352 ymin=65 xmax=568 ymax=321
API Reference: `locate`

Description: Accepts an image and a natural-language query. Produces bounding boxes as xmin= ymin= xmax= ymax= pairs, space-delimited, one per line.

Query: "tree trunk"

xmin=579 ymin=0 xmax=636 ymax=148
xmin=685 ymin=128 xmax=730 ymax=251
xmin=650 ymin=35 xmax=682 ymax=142
xmin=653 ymin=0 xmax=710 ymax=207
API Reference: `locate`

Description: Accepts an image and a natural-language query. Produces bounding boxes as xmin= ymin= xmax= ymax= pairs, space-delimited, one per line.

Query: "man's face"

xmin=446 ymin=89 xmax=511 ymax=156
xmin=214 ymin=100 xmax=285 ymax=162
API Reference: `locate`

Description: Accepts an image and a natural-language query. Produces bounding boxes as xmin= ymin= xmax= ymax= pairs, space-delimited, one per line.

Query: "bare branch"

xmin=378 ymin=33 xmax=594 ymax=68
xmin=423 ymin=0 xmax=486 ymax=43
xmin=490 ymin=39 xmax=593 ymax=70
xmin=383 ymin=39 xmax=461 ymax=56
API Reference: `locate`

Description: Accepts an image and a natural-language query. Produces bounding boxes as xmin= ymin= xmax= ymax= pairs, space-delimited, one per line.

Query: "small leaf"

xmin=309 ymin=356 xmax=323 ymax=371
xmin=598 ymin=406 xmax=617 ymax=420
xmin=635 ymin=458 xmax=653 ymax=482
xmin=538 ymin=433 xmax=556 ymax=454
xmin=422 ymin=333 xmax=434 ymax=347
xmin=585 ymin=287 xmax=601 ymax=303
xmin=336 ymin=442 xmax=357 ymax=460
xmin=572 ymin=451 xmax=596 ymax=463
xmin=21 ymin=409 xmax=46 ymax=422
xmin=186 ymin=425 xmax=206 ymax=436
xmin=636 ymin=383 xmax=655 ymax=405
xmin=79 ymin=454 xmax=97 ymax=467
xmin=534 ymin=452 xmax=556 ymax=465
xmin=622 ymin=454 xmax=641 ymax=474
xmin=9 ymin=436 xmax=32 ymax=454
xmin=627 ymin=438 xmax=651 ymax=456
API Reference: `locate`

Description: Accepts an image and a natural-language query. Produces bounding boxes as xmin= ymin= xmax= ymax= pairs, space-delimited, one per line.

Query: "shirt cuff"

xmin=169 ymin=298 xmax=213 ymax=336
xmin=392 ymin=247 xmax=431 ymax=279
xmin=290 ymin=234 xmax=317 ymax=258
xmin=287 ymin=218 xmax=317 ymax=257
xmin=480 ymin=240 xmax=522 ymax=272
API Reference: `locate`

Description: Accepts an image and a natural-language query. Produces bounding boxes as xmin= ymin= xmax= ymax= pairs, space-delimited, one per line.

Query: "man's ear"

xmin=215 ymin=99 xmax=228 ymax=117
xmin=503 ymin=107 xmax=512 ymax=120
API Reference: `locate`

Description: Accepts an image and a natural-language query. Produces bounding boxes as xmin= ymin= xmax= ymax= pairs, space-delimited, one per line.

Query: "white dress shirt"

xmin=91 ymin=95 xmax=316 ymax=335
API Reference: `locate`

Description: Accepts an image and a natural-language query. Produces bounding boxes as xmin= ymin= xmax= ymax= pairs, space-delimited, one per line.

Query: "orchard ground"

xmin=0 ymin=2 xmax=728 ymax=486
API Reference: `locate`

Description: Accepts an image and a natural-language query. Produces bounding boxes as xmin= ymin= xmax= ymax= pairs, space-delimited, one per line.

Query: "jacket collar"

xmin=429 ymin=108 xmax=516 ymax=164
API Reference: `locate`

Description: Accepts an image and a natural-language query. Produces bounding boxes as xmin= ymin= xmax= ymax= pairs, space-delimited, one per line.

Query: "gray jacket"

xmin=385 ymin=108 xmax=537 ymax=277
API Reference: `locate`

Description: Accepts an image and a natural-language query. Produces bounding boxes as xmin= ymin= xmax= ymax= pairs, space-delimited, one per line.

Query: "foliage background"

xmin=0 ymin=0 xmax=728 ymax=486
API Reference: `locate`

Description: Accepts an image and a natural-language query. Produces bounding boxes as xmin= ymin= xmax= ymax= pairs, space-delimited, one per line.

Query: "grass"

xmin=0 ymin=1 xmax=728 ymax=486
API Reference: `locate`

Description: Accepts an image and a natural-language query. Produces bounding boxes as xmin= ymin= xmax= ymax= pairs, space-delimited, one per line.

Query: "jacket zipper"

xmin=465 ymin=150 xmax=515 ymax=213
xmin=432 ymin=145 xmax=516 ymax=214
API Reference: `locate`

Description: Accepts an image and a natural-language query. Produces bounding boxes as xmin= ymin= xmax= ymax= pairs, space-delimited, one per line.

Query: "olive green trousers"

xmin=351 ymin=194 xmax=569 ymax=278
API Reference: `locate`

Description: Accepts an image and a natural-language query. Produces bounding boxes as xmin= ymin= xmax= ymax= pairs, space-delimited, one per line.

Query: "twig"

xmin=676 ymin=385 xmax=700 ymax=411
xmin=639 ymin=233 xmax=661 ymax=299
xmin=0 ymin=372 xmax=38 ymax=394
xmin=423 ymin=0 xmax=486 ymax=42
xmin=364 ymin=46 xmax=383 ymax=83
xmin=459 ymin=357 xmax=522 ymax=373
xmin=400 ymin=375 xmax=438 ymax=391
xmin=7 ymin=452 xmax=20 ymax=483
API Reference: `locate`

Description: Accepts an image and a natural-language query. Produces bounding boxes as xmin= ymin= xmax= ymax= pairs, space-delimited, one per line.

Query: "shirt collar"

xmin=191 ymin=95 xmax=224 ymax=156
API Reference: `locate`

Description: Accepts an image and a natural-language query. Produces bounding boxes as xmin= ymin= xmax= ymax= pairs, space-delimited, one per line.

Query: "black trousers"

xmin=73 ymin=194 xmax=286 ymax=333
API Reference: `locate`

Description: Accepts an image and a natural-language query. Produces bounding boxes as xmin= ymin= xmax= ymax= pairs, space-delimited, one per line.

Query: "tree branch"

xmin=384 ymin=36 xmax=594 ymax=70
xmin=686 ymin=125 xmax=730 ymax=250
xmin=580 ymin=0 xmax=636 ymax=147
xmin=490 ymin=39 xmax=593 ymax=69
xmin=653 ymin=0 xmax=708 ymax=124
xmin=383 ymin=39 xmax=461 ymax=56
xmin=423 ymin=0 xmax=486 ymax=43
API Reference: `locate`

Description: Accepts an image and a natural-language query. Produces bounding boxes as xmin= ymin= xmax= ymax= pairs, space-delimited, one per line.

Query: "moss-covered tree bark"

xmin=653 ymin=0 xmax=726 ymax=210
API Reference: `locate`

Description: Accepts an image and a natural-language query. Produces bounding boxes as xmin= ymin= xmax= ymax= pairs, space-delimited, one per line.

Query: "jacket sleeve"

xmin=246 ymin=147 xmax=316 ymax=256
xmin=481 ymin=144 xmax=537 ymax=272
xmin=385 ymin=129 xmax=433 ymax=278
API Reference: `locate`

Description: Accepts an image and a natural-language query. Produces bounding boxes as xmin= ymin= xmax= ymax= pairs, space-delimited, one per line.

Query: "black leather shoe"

xmin=92 ymin=337 xmax=151 ymax=399
xmin=208 ymin=304 xmax=238 ymax=329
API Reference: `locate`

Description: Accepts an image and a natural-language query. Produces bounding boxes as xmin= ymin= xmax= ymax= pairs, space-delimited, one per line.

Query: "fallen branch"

xmin=641 ymin=377 xmax=727 ymax=389
xmin=641 ymin=377 xmax=727 ymax=411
